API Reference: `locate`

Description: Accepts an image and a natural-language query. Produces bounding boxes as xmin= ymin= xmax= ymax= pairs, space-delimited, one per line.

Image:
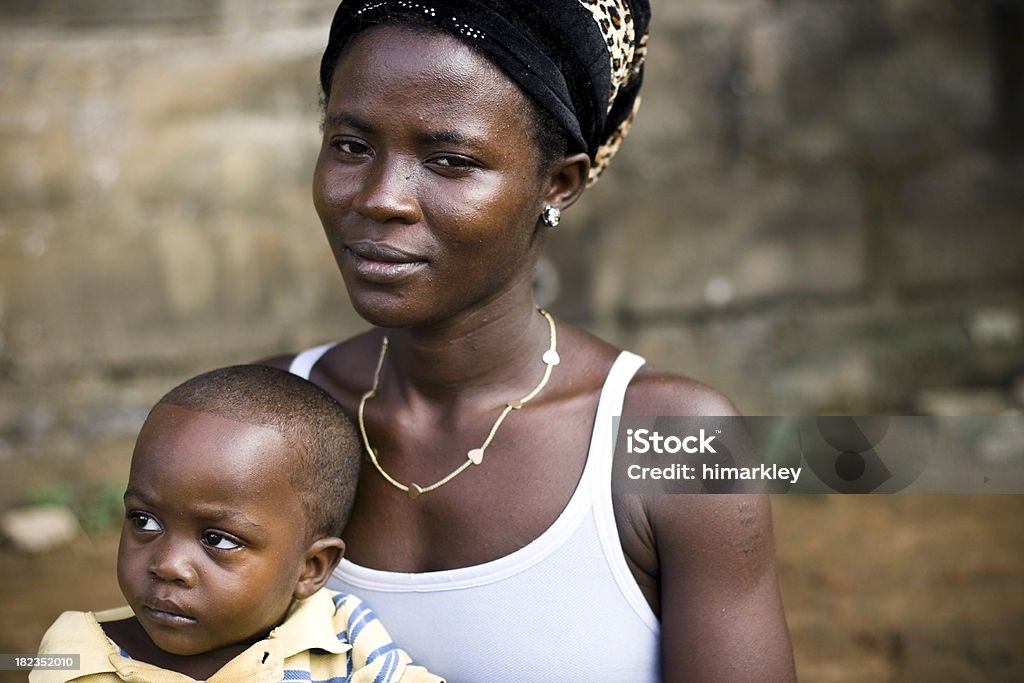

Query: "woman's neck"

xmin=379 ymin=295 xmax=554 ymax=404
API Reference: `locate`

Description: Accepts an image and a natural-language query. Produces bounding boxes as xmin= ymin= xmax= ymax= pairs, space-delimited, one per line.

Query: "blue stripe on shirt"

xmin=347 ymin=602 xmax=375 ymax=643
xmin=372 ymin=649 xmax=400 ymax=683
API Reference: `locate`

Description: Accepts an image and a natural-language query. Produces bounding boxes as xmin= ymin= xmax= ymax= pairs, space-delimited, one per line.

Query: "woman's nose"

xmin=148 ymin=537 xmax=198 ymax=587
xmin=352 ymin=153 xmax=421 ymax=224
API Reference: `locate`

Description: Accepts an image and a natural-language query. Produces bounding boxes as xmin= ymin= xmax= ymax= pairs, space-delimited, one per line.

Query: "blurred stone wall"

xmin=1 ymin=0 xmax=1022 ymax=457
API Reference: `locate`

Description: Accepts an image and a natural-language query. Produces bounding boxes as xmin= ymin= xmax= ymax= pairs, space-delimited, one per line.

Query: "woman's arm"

xmin=623 ymin=371 xmax=796 ymax=681
xmin=652 ymin=492 xmax=795 ymax=682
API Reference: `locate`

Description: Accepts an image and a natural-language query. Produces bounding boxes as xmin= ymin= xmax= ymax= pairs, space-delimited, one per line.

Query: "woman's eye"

xmin=128 ymin=512 xmax=161 ymax=532
xmin=430 ymin=155 xmax=475 ymax=170
xmin=202 ymin=531 xmax=242 ymax=551
xmin=332 ymin=138 xmax=370 ymax=156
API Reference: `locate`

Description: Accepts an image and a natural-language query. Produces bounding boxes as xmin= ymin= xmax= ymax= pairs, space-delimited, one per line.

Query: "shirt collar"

xmin=36 ymin=593 xmax=350 ymax=682
xmin=267 ymin=589 xmax=352 ymax=659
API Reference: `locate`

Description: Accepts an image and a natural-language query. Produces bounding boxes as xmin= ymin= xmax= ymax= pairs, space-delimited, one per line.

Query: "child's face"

xmin=117 ymin=404 xmax=312 ymax=656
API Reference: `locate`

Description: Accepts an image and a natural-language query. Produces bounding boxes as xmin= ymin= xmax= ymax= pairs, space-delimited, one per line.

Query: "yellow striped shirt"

xmin=31 ymin=590 xmax=444 ymax=682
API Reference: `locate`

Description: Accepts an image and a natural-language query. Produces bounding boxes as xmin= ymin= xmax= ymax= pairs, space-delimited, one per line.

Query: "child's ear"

xmin=293 ymin=537 xmax=345 ymax=600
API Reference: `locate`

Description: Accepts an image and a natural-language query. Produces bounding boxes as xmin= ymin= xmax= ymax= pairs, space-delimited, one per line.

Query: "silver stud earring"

xmin=541 ymin=205 xmax=561 ymax=228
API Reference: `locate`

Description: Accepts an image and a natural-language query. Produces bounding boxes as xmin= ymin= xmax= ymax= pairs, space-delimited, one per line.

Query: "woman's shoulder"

xmin=260 ymin=331 xmax=366 ymax=362
xmin=557 ymin=323 xmax=739 ymax=417
xmin=256 ymin=332 xmax=383 ymax=398
xmin=625 ymin=362 xmax=740 ymax=417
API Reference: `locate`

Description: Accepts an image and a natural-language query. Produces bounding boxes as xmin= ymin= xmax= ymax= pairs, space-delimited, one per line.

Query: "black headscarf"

xmin=320 ymin=0 xmax=651 ymax=184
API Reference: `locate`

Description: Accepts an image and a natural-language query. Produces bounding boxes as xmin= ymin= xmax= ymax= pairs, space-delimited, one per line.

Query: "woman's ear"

xmin=543 ymin=152 xmax=591 ymax=212
xmin=293 ymin=537 xmax=345 ymax=600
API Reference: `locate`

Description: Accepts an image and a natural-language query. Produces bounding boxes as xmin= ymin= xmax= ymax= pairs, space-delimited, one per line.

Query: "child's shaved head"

xmin=155 ymin=364 xmax=360 ymax=539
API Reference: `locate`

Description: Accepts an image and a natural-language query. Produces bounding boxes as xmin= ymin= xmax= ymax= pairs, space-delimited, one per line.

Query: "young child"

xmin=32 ymin=365 xmax=444 ymax=682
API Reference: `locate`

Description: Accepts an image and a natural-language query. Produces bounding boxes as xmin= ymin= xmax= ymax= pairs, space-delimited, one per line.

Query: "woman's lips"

xmin=345 ymin=241 xmax=427 ymax=283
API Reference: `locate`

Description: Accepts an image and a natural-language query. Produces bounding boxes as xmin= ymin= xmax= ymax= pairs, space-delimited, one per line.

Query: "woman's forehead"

xmin=327 ymin=25 xmax=531 ymax=133
xmin=332 ymin=24 xmax=518 ymax=97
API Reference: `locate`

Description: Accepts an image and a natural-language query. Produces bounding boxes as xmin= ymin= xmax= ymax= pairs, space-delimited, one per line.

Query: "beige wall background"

xmin=2 ymin=0 xmax=1023 ymax=460
xmin=1 ymin=0 xmax=1023 ymax=454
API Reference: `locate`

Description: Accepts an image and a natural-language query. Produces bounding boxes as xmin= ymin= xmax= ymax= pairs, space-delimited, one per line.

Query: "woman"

xmin=268 ymin=1 xmax=795 ymax=680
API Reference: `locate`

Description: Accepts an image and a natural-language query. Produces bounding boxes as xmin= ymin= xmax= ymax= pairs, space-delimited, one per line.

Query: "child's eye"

xmin=128 ymin=511 xmax=161 ymax=532
xmin=202 ymin=531 xmax=242 ymax=551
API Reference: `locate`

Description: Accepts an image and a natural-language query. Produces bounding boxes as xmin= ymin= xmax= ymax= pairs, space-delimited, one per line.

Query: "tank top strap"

xmin=585 ymin=350 xmax=659 ymax=631
xmin=288 ymin=342 xmax=338 ymax=380
xmin=589 ymin=350 xmax=646 ymax=439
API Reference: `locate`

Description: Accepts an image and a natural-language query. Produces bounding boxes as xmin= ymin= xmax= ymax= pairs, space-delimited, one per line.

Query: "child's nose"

xmin=148 ymin=537 xmax=198 ymax=587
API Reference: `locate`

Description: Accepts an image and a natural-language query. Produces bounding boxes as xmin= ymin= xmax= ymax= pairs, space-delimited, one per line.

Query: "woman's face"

xmin=313 ymin=24 xmax=551 ymax=328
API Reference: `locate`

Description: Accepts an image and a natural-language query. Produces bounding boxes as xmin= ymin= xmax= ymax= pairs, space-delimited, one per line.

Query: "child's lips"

xmin=143 ymin=599 xmax=196 ymax=625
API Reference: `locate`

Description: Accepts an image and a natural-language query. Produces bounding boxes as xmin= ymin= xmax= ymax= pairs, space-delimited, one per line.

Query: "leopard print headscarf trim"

xmin=578 ymin=0 xmax=643 ymax=114
xmin=577 ymin=0 xmax=649 ymax=183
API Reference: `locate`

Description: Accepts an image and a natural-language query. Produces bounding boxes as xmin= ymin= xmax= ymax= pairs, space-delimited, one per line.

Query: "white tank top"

xmin=289 ymin=346 xmax=660 ymax=682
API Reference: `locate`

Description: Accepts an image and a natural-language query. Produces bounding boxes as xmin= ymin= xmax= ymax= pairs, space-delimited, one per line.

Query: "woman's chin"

xmin=346 ymin=293 xmax=422 ymax=329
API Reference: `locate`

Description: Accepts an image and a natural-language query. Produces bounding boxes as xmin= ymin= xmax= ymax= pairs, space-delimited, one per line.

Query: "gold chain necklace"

xmin=357 ymin=308 xmax=560 ymax=499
